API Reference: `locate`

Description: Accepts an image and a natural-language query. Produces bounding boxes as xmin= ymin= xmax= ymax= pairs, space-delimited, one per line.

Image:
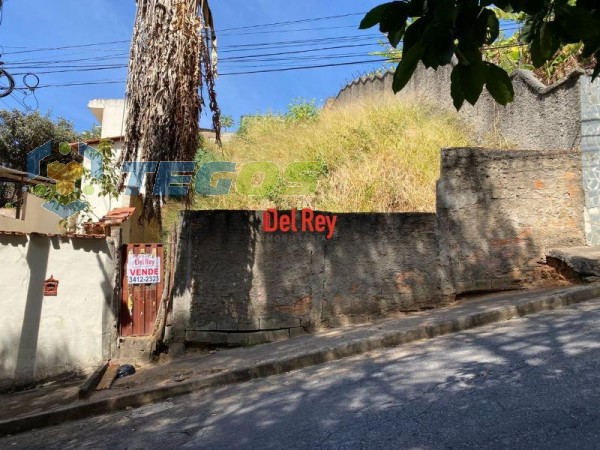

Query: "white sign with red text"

xmin=127 ymin=254 xmax=161 ymax=285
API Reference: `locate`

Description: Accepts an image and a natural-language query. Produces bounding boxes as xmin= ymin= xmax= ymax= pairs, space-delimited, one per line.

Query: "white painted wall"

xmin=0 ymin=235 xmax=116 ymax=386
xmin=88 ymin=99 xmax=127 ymax=139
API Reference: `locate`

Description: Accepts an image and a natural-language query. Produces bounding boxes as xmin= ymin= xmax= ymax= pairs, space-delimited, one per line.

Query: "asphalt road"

xmin=4 ymin=298 xmax=600 ymax=450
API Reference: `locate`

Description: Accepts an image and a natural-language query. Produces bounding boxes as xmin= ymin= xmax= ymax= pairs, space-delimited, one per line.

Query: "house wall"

xmin=169 ymin=148 xmax=585 ymax=346
xmin=0 ymin=234 xmax=117 ymax=389
xmin=88 ymin=99 xmax=127 ymax=139
xmin=0 ymin=192 xmax=64 ymax=235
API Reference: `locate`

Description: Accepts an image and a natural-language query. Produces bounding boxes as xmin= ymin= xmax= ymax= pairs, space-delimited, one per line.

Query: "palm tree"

xmin=121 ymin=0 xmax=221 ymax=226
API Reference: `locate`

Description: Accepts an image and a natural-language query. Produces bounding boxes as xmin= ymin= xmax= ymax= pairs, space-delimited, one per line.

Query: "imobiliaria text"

xmin=262 ymin=208 xmax=337 ymax=240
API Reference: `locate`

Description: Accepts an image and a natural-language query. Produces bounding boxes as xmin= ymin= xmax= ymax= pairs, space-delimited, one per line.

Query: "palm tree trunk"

xmin=122 ymin=0 xmax=220 ymax=226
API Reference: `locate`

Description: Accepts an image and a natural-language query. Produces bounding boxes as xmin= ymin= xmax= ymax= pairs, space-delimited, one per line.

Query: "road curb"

xmin=78 ymin=362 xmax=109 ymax=399
xmin=2 ymin=285 xmax=600 ymax=437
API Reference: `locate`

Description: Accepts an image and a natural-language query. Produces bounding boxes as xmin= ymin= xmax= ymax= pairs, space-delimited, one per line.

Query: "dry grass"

xmin=162 ymin=97 xmax=475 ymax=233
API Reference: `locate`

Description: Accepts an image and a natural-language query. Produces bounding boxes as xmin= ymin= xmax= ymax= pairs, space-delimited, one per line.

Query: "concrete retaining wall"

xmin=0 ymin=234 xmax=118 ymax=389
xmin=438 ymin=148 xmax=586 ymax=295
xmin=333 ymin=64 xmax=585 ymax=152
xmin=169 ymin=148 xmax=586 ymax=346
xmin=170 ymin=211 xmax=446 ymax=346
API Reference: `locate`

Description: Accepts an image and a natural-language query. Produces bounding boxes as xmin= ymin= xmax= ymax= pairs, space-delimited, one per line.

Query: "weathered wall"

xmin=169 ymin=149 xmax=586 ymax=346
xmin=0 ymin=193 xmax=65 ymax=235
xmin=170 ymin=211 xmax=447 ymax=346
xmin=581 ymin=77 xmax=600 ymax=245
xmin=438 ymin=148 xmax=586 ymax=295
xmin=321 ymin=213 xmax=449 ymax=327
xmin=333 ymin=64 xmax=584 ymax=152
xmin=0 ymin=234 xmax=117 ymax=388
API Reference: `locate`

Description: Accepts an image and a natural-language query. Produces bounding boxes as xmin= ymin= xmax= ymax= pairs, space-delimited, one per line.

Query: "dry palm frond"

xmin=121 ymin=0 xmax=221 ymax=227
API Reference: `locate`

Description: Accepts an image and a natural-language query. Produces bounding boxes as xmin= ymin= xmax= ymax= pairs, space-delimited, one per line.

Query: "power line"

xmin=10 ymin=52 xmax=385 ymax=76
xmin=13 ymin=58 xmax=387 ymax=89
xmin=3 ymin=23 xmax=520 ymax=69
xmin=218 ymin=12 xmax=365 ymax=32
xmin=2 ymin=40 xmax=130 ymax=56
xmin=10 ymin=42 xmax=528 ymax=90
xmin=3 ymin=41 xmax=380 ymax=67
xmin=6 ymin=45 xmax=388 ymax=74
xmin=221 ymin=24 xmax=359 ymax=36
xmin=1 ymin=12 xmax=369 ymax=55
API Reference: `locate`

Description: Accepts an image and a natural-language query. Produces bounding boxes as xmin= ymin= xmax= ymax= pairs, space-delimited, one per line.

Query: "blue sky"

xmin=0 ymin=0 xmax=385 ymax=133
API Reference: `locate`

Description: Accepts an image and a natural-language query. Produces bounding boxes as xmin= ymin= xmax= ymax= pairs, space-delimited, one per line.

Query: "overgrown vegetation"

xmin=484 ymin=11 xmax=597 ymax=86
xmin=163 ymin=97 xmax=474 ymax=234
xmin=376 ymin=13 xmax=597 ymax=88
xmin=361 ymin=1 xmax=600 ymax=110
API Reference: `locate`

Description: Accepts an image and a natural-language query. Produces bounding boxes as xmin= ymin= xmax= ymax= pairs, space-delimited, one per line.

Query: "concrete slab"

xmin=547 ymin=246 xmax=600 ymax=277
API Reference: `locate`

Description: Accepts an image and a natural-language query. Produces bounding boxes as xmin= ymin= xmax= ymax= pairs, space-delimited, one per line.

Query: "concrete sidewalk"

xmin=2 ymin=284 xmax=600 ymax=436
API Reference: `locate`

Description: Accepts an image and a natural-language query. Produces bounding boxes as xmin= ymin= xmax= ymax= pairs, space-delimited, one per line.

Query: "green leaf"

xmin=516 ymin=0 xmax=545 ymax=15
xmin=456 ymin=41 xmax=482 ymax=66
xmin=403 ymin=17 xmax=425 ymax=50
xmin=485 ymin=63 xmax=514 ymax=106
xmin=530 ymin=32 xmax=546 ymax=67
xmin=486 ymin=10 xmax=500 ymax=44
xmin=558 ymin=5 xmax=600 ymax=40
xmin=392 ymin=42 xmax=424 ymax=93
xmin=580 ymin=36 xmax=600 ymax=58
xmin=433 ymin=0 xmax=456 ymax=23
xmin=451 ymin=65 xmax=465 ymax=111
xmin=539 ymin=22 xmax=559 ymax=60
xmin=474 ymin=9 xmax=499 ymax=46
xmin=379 ymin=3 xmax=409 ymax=33
xmin=359 ymin=3 xmax=393 ymax=29
xmin=388 ymin=25 xmax=406 ymax=48
xmin=421 ymin=24 xmax=454 ymax=69
xmin=460 ymin=62 xmax=487 ymax=106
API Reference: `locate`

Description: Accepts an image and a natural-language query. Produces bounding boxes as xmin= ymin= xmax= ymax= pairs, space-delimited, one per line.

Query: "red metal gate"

xmin=120 ymin=243 xmax=164 ymax=336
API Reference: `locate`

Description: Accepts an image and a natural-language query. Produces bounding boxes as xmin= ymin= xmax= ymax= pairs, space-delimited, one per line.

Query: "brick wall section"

xmin=333 ymin=65 xmax=584 ymax=152
xmin=169 ymin=149 xmax=586 ymax=345
xmin=438 ymin=148 xmax=586 ymax=294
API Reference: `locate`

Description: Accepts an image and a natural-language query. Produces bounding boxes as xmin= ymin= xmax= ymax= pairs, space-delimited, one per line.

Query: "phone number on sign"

xmin=128 ymin=275 xmax=160 ymax=284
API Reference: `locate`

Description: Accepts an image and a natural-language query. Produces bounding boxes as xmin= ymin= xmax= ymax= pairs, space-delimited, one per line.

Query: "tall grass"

xmin=162 ymin=97 xmax=474 ymax=233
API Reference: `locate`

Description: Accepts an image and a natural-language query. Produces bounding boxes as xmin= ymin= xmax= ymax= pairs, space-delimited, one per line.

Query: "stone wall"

xmin=438 ymin=148 xmax=586 ymax=295
xmin=333 ymin=64 xmax=585 ymax=152
xmin=169 ymin=148 xmax=586 ymax=346
xmin=169 ymin=211 xmax=447 ymax=346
